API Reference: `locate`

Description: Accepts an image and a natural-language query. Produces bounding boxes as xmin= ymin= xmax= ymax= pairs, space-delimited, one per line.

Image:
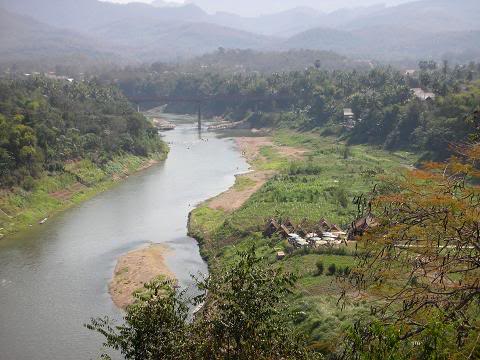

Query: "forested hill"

xmin=0 ymin=77 xmax=166 ymax=188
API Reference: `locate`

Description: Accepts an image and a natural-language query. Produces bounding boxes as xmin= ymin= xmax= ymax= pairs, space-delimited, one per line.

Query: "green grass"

xmin=0 ymin=152 xmax=167 ymax=239
xmin=190 ymin=129 xmax=415 ymax=257
xmin=188 ymin=129 xmax=416 ymax=348
xmin=233 ymin=176 xmax=256 ymax=191
xmin=254 ymin=146 xmax=288 ymax=170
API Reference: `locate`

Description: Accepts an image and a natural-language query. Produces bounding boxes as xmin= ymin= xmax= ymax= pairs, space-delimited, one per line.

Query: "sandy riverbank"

xmin=109 ymin=135 xmax=306 ymax=308
xmin=109 ymin=244 xmax=174 ymax=309
xmin=205 ymin=136 xmax=306 ymax=212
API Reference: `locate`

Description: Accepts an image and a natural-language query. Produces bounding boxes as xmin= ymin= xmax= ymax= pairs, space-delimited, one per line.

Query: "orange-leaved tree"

xmin=341 ymin=143 xmax=480 ymax=359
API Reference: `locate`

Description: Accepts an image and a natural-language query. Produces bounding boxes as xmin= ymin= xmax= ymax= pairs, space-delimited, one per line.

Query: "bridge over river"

xmin=128 ymin=94 xmax=294 ymax=129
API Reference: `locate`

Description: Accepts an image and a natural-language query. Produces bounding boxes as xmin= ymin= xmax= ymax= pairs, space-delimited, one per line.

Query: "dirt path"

xmin=235 ymin=137 xmax=307 ymax=163
xmin=208 ymin=170 xmax=274 ymax=212
xmin=109 ymin=244 xmax=174 ymax=309
xmin=206 ymin=136 xmax=307 ymax=212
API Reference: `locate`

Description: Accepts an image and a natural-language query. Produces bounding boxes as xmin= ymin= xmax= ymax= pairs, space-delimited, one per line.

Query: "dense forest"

xmin=0 ymin=76 xmax=165 ymax=188
xmin=111 ymin=60 xmax=480 ymax=160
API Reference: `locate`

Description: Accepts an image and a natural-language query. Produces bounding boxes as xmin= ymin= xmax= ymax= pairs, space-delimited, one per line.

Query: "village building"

xmin=264 ymin=219 xmax=280 ymax=237
xmin=279 ymin=224 xmax=291 ymax=238
xmin=411 ymin=88 xmax=436 ymax=101
xmin=348 ymin=213 xmax=378 ymax=239
xmin=288 ymin=234 xmax=308 ymax=248
xmin=343 ymin=108 xmax=356 ymax=129
xmin=317 ymin=218 xmax=332 ymax=233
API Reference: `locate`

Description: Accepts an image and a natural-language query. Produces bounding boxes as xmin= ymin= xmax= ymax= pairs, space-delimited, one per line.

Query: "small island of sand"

xmin=109 ymin=244 xmax=175 ymax=309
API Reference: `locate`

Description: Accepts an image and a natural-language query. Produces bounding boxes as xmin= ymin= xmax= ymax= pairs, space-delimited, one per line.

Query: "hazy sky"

xmin=107 ymin=0 xmax=416 ymax=16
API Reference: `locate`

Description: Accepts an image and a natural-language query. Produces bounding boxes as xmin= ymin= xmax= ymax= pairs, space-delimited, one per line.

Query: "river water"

xmin=0 ymin=115 xmax=249 ymax=360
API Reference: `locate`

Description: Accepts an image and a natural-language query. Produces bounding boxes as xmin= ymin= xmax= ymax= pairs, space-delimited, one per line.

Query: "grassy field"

xmin=0 ymin=152 xmax=168 ymax=239
xmin=188 ymin=129 xmax=415 ymax=352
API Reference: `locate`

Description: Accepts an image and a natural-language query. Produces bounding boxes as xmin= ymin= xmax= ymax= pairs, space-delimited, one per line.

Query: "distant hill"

xmin=283 ymin=26 xmax=480 ymax=60
xmin=93 ymin=18 xmax=274 ymax=61
xmin=344 ymin=0 xmax=480 ymax=33
xmin=282 ymin=0 xmax=480 ymax=60
xmin=183 ymin=48 xmax=372 ymax=73
xmin=209 ymin=5 xmax=386 ymax=38
xmin=1 ymin=0 xmax=479 ymax=64
xmin=0 ymin=0 xmax=275 ymax=61
xmin=0 ymin=8 xmax=121 ymax=66
xmin=0 ymin=0 xmax=209 ymax=32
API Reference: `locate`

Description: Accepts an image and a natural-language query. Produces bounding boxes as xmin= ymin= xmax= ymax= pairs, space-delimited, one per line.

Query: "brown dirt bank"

xmin=109 ymin=244 xmax=174 ymax=309
xmin=208 ymin=170 xmax=274 ymax=212
xmin=205 ymin=136 xmax=306 ymax=212
xmin=235 ymin=136 xmax=307 ymax=163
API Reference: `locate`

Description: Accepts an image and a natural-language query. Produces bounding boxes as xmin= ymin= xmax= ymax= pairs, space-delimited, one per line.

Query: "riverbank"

xmin=109 ymin=244 xmax=174 ymax=309
xmin=188 ymin=129 xmax=417 ymax=351
xmin=0 ymin=151 xmax=168 ymax=240
xmin=204 ymin=136 xmax=305 ymax=213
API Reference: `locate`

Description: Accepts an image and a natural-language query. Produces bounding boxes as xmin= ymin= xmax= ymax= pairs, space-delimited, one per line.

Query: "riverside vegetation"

xmin=89 ymin=61 xmax=480 ymax=359
xmin=189 ymin=130 xmax=416 ymax=353
xmin=113 ymin=60 xmax=479 ymax=161
xmin=91 ymin=133 xmax=480 ymax=359
xmin=0 ymin=76 xmax=168 ymax=237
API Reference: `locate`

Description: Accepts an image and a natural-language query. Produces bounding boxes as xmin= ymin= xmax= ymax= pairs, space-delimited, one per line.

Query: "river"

xmin=0 ymin=115 xmax=249 ymax=360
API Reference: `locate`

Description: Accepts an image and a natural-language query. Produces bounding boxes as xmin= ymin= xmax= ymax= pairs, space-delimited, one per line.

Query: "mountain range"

xmin=0 ymin=0 xmax=479 ymax=66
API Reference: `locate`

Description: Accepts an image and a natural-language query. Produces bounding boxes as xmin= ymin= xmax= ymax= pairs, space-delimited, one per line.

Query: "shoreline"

xmin=187 ymin=133 xmax=308 ymax=262
xmin=0 ymin=152 xmax=168 ymax=241
xmin=195 ymin=135 xmax=306 ymax=213
xmin=109 ymin=243 xmax=175 ymax=309
xmin=109 ymin=132 xmax=301 ymax=308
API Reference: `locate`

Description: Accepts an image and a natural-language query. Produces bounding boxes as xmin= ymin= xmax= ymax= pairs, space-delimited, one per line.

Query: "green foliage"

xmin=87 ymin=279 xmax=190 ymax=360
xmin=0 ymin=76 xmax=165 ymax=187
xmin=315 ymin=260 xmax=324 ymax=276
xmin=0 ymin=153 xmax=162 ymax=236
xmin=327 ymin=263 xmax=337 ymax=276
xmin=88 ymin=248 xmax=322 ymax=360
xmin=233 ymin=175 xmax=256 ymax=191
xmin=188 ymin=131 xmax=416 ymax=353
xmin=341 ymin=316 xmax=461 ymax=360
xmin=117 ymin=63 xmax=480 ymax=160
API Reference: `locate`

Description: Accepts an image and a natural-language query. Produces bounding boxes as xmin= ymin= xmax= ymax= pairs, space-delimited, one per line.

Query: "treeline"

xmin=111 ymin=60 xmax=480 ymax=160
xmin=0 ymin=76 xmax=165 ymax=188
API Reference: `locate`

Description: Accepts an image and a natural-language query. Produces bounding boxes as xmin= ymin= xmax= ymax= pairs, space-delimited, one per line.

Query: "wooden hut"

xmin=330 ymin=224 xmax=343 ymax=232
xmin=279 ymin=224 xmax=291 ymax=238
xmin=318 ymin=218 xmax=332 ymax=232
xmin=348 ymin=213 xmax=378 ymax=239
xmin=283 ymin=219 xmax=295 ymax=232
xmin=263 ymin=219 xmax=280 ymax=237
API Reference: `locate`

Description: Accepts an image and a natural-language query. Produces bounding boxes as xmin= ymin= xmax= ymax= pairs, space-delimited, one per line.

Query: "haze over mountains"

xmin=0 ymin=0 xmax=479 ymax=67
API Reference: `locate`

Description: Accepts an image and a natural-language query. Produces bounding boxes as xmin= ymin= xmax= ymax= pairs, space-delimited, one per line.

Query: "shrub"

xmin=314 ymin=247 xmax=349 ymax=256
xmin=315 ymin=260 xmax=324 ymax=276
xmin=21 ymin=176 xmax=36 ymax=191
xmin=327 ymin=263 xmax=337 ymax=276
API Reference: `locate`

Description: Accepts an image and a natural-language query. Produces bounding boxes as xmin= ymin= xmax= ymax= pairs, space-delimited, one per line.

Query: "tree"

xmin=341 ymin=142 xmax=480 ymax=359
xmin=327 ymin=263 xmax=337 ymax=276
xmin=87 ymin=279 xmax=190 ymax=360
xmin=315 ymin=260 xmax=324 ymax=276
xmin=88 ymin=248 xmax=322 ymax=360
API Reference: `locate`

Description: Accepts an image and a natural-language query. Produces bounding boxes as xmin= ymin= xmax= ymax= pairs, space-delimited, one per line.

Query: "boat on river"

xmin=152 ymin=117 xmax=176 ymax=131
